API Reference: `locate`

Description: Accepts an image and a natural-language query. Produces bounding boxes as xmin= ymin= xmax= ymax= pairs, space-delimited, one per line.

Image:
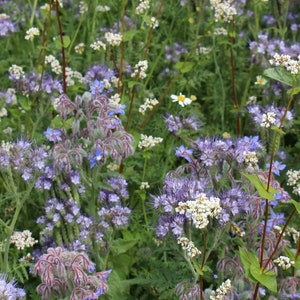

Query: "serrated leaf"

xmin=263 ymin=67 xmax=293 ymax=86
xmin=289 ymin=199 xmax=300 ymax=214
xmin=174 ymin=62 xmax=194 ymax=73
xmin=250 ymin=265 xmax=277 ymax=293
xmin=242 ymin=173 xmax=278 ymax=200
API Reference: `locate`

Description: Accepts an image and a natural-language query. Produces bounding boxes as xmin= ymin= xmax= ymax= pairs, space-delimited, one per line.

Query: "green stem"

xmin=141 ymin=156 xmax=148 ymax=225
xmin=29 ymin=0 xmax=38 ymax=26
xmin=2 ymin=168 xmax=35 ymax=273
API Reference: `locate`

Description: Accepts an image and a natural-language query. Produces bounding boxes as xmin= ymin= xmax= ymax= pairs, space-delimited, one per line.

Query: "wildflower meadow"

xmin=0 ymin=0 xmax=300 ymax=299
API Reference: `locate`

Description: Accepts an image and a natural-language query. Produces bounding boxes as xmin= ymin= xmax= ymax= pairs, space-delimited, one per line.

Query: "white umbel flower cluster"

xmin=8 ymin=65 xmax=25 ymax=80
xmin=177 ymin=236 xmax=201 ymax=258
xmin=210 ymin=0 xmax=237 ymax=23
xmin=210 ymin=279 xmax=232 ymax=300
xmin=45 ymin=55 xmax=62 ymax=74
xmin=287 ymin=169 xmax=300 ymax=195
xmin=65 ymin=67 xmax=83 ymax=86
xmin=104 ymin=32 xmax=122 ymax=46
xmin=25 ymin=27 xmax=40 ymax=41
xmin=260 ymin=111 xmax=276 ymax=128
xmin=140 ymin=182 xmax=150 ymax=190
xmin=274 ymin=256 xmax=295 ymax=270
xmin=138 ymin=134 xmax=163 ymax=149
xmin=74 ymin=42 xmax=85 ymax=54
xmin=131 ymin=60 xmax=148 ymax=79
xmin=243 ymin=151 xmax=258 ymax=169
xmin=139 ymin=97 xmax=159 ymax=115
xmin=136 ymin=0 xmax=150 ymax=14
xmin=10 ymin=230 xmax=38 ymax=250
xmin=269 ymin=53 xmax=300 ymax=75
xmin=176 ymin=193 xmax=222 ymax=229
xmin=90 ymin=40 xmax=106 ymax=51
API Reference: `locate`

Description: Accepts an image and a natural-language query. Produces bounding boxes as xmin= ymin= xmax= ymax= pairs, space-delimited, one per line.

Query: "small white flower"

xmin=74 ymin=43 xmax=85 ymax=54
xmin=274 ymin=256 xmax=295 ymax=270
xmin=140 ymin=182 xmax=150 ymax=190
xmin=260 ymin=111 xmax=276 ymax=128
xmin=104 ymin=32 xmax=122 ymax=46
xmin=255 ymin=75 xmax=267 ymax=85
xmin=138 ymin=134 xmax=163 ymax=149
xmin=90 ymin=40 xmax=106 ymax=51
xmin=25 ymin=27 xmax=40 ymax=41
xmin=171 ymin=93 xmax=192 ymax=107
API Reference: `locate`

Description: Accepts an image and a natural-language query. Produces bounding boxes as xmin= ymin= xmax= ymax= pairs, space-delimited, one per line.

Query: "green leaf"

xmin=287 ymin=86 xmax=300 ymax=96
xmin=263 ymin=67 xmax=293 ymax=86
xmin=238 ymin=248 xmax=258 ymax=282
xmin=270 ymin=126 xmax=285 ymax=135
xmin=123 ymin=29 xmax=138 ymax=41
xmin=250 ymin=265 xmax=277 ymax=293
xmin=18 ymin=95 xmax=31 ymax=112
xmin=174 ymin=62 xmax=194 ymax=73
xmin=289 ymin=199 xmax=300 ymax=214
xmin=54 ymin=35 xmax=71 ymax=49
xmin=110 ymin=239 xmax=138 ymax=255
xmin=242 ymin=173 xmax=278 ymax=200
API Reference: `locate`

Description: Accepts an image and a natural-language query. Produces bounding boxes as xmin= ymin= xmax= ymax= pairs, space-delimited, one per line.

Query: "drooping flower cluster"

xmin=34 ymin=247 xmax=111 ymax=300
xmin=49 ymin=92 xmax=134 ymax=171
xmin=210 ymin=279 xmax=232 ymax=300
xmin=177 ymin=237 xmax=201 ymax=258
xmin=0 ymin=273 xmax=26 ymax=299
xmin=10 ymin=230 xmax=38 ymax=250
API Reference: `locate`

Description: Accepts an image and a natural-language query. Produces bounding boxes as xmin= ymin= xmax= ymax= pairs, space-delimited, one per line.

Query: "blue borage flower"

xmin=90 ymin=79 xmax=106 ymax=95
xmin=43 ymin=127 xmax=62 ymax=142
xmin=175 ymin=145 xmax=193 ymax=162
xmin=90 ymin=148 xmax=107 ymax=168
xmin=266 ymin=160 xmax=286 ymax=176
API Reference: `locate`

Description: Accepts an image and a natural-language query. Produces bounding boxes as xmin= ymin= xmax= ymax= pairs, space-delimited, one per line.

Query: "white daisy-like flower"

xmin=171 ymin=93 xmax=192 ymax=107
xmin=254 ymin=75 xmax=267 ymax=85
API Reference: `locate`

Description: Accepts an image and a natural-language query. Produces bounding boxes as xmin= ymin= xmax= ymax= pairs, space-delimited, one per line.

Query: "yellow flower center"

xmin=178 ymin=95 xmax=186 ymax=102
